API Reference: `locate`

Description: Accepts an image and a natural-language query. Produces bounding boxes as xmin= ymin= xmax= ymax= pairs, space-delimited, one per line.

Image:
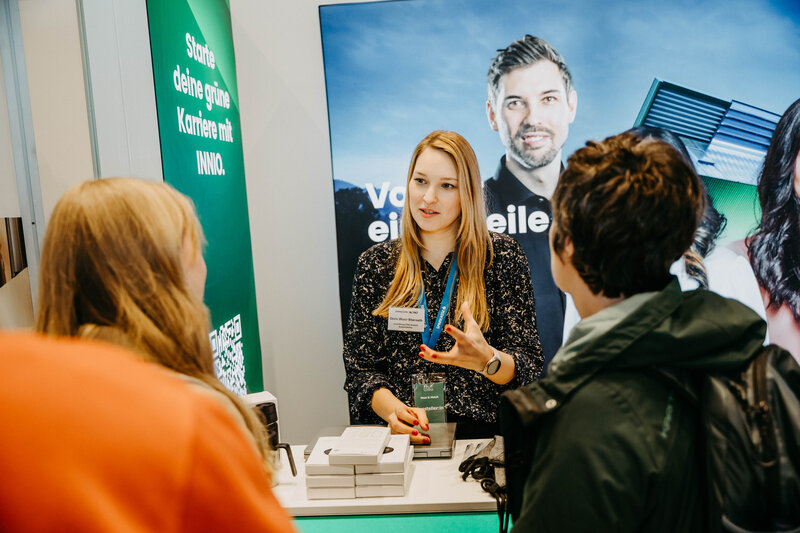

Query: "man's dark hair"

xmin=487 ymin=35 xmax=573 ymax=102
xmin=551 ymin=132 xmax=704 ymax=297
xmin=748 ymin=98 xmax=800 ymax=320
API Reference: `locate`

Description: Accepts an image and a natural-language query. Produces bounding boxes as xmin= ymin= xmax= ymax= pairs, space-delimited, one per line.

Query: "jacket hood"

xmin=541 ymin=279 xmax=767 ymax=399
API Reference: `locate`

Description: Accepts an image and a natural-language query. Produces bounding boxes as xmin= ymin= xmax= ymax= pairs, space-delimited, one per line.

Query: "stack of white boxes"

xmin=305 ymin=436 xmax=356 ymax=499
xmin=353 ymin=434 xmax=414 ymax=497
xmin=304 ymin=427 xmax=414 ymax=499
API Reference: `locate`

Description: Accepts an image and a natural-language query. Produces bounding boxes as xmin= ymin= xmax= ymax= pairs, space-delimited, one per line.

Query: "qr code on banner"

xmin=209 ymin=314 xmax=246 ymax=395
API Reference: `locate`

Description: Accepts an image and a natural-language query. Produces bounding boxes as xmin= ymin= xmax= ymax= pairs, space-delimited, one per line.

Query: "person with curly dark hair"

xmin=629 ymin=127 xmax=726 ymax=289
xmin=501 ymin=132 xmax=766 ymax=531
xmin=742 ymin=98 xmax=800 ymax=360
xmin=561 ymin=126 xmax=767 ymax=341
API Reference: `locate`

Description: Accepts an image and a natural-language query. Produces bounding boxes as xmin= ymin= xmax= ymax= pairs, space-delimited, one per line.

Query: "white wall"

xmin=231 ymin=0 xmax=355 ymax=443
xmin=18 ymin=0 xmax=93 ymax=219
xmin=0 ymin=54 xmax=20 ymax=217
xmin=78 ymin=0 xmax=162 ymax=181
xmin=0 ymin=51 xmax=34 ymax=329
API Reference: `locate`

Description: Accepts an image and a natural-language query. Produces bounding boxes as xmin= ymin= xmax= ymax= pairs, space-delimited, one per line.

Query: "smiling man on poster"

xmin=484 ymin=35 xmax=577 ymax=373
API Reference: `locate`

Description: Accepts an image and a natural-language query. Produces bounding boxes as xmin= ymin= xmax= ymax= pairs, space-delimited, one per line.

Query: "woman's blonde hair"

xmin=35 ymin=178 xmax=272 ymax=472
xmin=374 ymin=131 xmax=493 ymax=329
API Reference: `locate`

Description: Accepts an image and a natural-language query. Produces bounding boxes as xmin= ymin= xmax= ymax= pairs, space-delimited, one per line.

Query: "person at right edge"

xmin=501 ymin=132 xmax=766 ymax=531
xmin=484 ymin=35 xmax=577 ymax=374
xmin=733 ymin=98 xmax=800 ymax=361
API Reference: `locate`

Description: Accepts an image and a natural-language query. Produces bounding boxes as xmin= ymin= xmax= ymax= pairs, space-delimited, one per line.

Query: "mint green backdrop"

xmin=146 ymin=0 xmax=263 ymax=393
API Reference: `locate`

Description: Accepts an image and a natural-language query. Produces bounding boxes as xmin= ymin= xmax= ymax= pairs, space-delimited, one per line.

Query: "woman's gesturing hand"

xmin=419 ymin=301 xmax=493 ymax=373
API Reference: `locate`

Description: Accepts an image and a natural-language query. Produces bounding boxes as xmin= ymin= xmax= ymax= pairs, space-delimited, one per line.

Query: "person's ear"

xmin=568 ymin=89 xmax=578 ymax=124
xmin=550 ymin=229 xmax=573 ymax=265
xmin=561 ymin=235 xmax=574 ymax=262
xmin=553 ymin=235 xmax=575 ymax=265
xmin=486 ymin=99 xmax=499 ymax=132
xmin=793 ymin=150 xmax=800 ymax=198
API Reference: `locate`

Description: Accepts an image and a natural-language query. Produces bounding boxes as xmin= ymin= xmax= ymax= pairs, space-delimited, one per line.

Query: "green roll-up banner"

xmin=146 ymin=0 xmax=262 ymax=394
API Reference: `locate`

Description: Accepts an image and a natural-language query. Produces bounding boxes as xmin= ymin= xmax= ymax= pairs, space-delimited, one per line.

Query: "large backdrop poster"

xmin=147 ymin=0 xmax=262 ymax=394
xmin=320 ymin=0 xmax=800 ymax=327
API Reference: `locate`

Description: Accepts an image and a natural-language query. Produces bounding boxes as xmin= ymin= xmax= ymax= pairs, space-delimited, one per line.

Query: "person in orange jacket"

xmin=0 ymin=331 xmax=296 ymax=532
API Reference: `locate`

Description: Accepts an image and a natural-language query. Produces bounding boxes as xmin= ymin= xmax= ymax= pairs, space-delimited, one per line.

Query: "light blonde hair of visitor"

xmin=35 ymin=178 xmax=273 ymax=473
xmin=374 ymin=131 xmax=493 ymax=330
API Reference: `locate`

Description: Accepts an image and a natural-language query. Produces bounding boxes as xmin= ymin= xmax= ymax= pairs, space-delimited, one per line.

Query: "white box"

xmin=305 ymin=474 xmax=355 ymax=488
xmin=355 ymin=471 xmax=406 ymax=485
xmin=329 ymin=426 xmax=391 ymax=465
xmin=305 ymin=437 xmax=355 ymax=475
xmin=355 ymin=465 xmax=414 ymax=497
xmin=355 ymin=435 xmax=412 ymax=474
xmin=306 ymin=486 xmax=356 ymax=500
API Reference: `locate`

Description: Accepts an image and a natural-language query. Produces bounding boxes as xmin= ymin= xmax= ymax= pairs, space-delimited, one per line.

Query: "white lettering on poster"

xmin=360 ymin=189 xmax=549 ymax=243
xmin=367 ymin=212 xmax=401 ymax=242
xmin=186 ymin=32 xmax=216 ymax=69
xmin=360 ymin=176 xmax=552 ymax=242
xmin=169 ymin=33 xmax=235 ymax=177
xmin=488 ymin=206 xmax=550 ymax=235
xmin=203 ymin=81 xmax=231 ymax=111
xmin=366 ymin=181 xmax=405 ymax=209
xmin=217 ymin=118 xmax=233 ymax=142
xmin=487 ymin=213 xmax=506 ymax=232
xmin=196 ymin=150 xmax=225 ymax=175
xmin=366 ymin=182 xmax=389 ymax=209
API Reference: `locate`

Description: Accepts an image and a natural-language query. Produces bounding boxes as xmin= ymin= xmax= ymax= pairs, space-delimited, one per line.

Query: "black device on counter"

xmin=247 ymin=392 xmax=297 ymax=476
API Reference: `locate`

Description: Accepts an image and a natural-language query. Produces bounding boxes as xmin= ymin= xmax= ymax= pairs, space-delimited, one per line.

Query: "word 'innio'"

xmin=196 ymin=151 xmax=225 ymax=175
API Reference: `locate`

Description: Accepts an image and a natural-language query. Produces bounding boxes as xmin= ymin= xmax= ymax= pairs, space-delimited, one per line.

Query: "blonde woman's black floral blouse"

xmin=343 ymin=232 xmax=543 ymax=426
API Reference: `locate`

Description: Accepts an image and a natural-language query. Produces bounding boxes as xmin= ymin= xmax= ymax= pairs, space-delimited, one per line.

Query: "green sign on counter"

xmin=146 ymin=0 xmax=262 ymax=393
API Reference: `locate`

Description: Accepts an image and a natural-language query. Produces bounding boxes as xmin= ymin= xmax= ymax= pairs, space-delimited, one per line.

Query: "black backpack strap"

xmin=754 ymin=345 xmax=784 ymax=524
xmin=645 ymin=366 xmax=718 ymax=531
xmin=498 ymin=386 xmax=554 ymax=527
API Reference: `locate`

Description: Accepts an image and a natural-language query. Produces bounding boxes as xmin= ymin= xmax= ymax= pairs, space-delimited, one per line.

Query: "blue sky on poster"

xmin=320 ymin=0 xmax=800 ymax=189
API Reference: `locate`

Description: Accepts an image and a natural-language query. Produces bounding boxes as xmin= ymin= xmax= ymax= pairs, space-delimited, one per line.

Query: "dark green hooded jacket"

xmin=501 ymin=279 xmax=766 ymax=532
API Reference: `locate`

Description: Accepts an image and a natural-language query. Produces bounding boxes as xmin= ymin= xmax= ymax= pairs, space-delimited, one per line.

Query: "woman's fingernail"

xmin=420 ymin=344 xmax=425 ymax=350
xmin=413 ymin=419 xmax=419 ymax=426
xmin=412 ymin=429 xmax=418 ymax=436
xmin=424 ymin=424 xmax=429 ymax=430
xmin=432 ymin=354 xmax=437 ymax=359
xmin=423 ymin=437 xmax=430 ymax=443
xmin=419 ymin=353 xmax=425 ymax=358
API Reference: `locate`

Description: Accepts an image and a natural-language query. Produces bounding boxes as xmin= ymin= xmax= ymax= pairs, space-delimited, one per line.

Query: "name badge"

xmin=412 ymin=373 xmax=446 ymax=423
xmin=388 ymin=307 xmax=425 ymax=332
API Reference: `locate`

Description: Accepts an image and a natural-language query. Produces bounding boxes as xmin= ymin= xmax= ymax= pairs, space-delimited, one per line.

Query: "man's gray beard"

xmin=508 ymin=140 xmax=559 ymax=170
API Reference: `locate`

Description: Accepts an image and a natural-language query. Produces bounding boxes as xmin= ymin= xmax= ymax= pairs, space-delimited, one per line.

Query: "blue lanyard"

xmin=418 ymin=252 xmax=459 ymax=350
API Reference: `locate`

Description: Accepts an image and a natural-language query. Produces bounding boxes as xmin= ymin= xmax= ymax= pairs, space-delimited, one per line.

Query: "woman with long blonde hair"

xmin=35 ymin=178 xmax=272 ymax=472
xmin=344 ymin=131 xmax=542 ymax=440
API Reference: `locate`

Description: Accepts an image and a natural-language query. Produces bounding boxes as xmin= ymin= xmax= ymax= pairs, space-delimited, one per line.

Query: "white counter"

xmin=273 ymin=439 xmax=498 ymax=517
